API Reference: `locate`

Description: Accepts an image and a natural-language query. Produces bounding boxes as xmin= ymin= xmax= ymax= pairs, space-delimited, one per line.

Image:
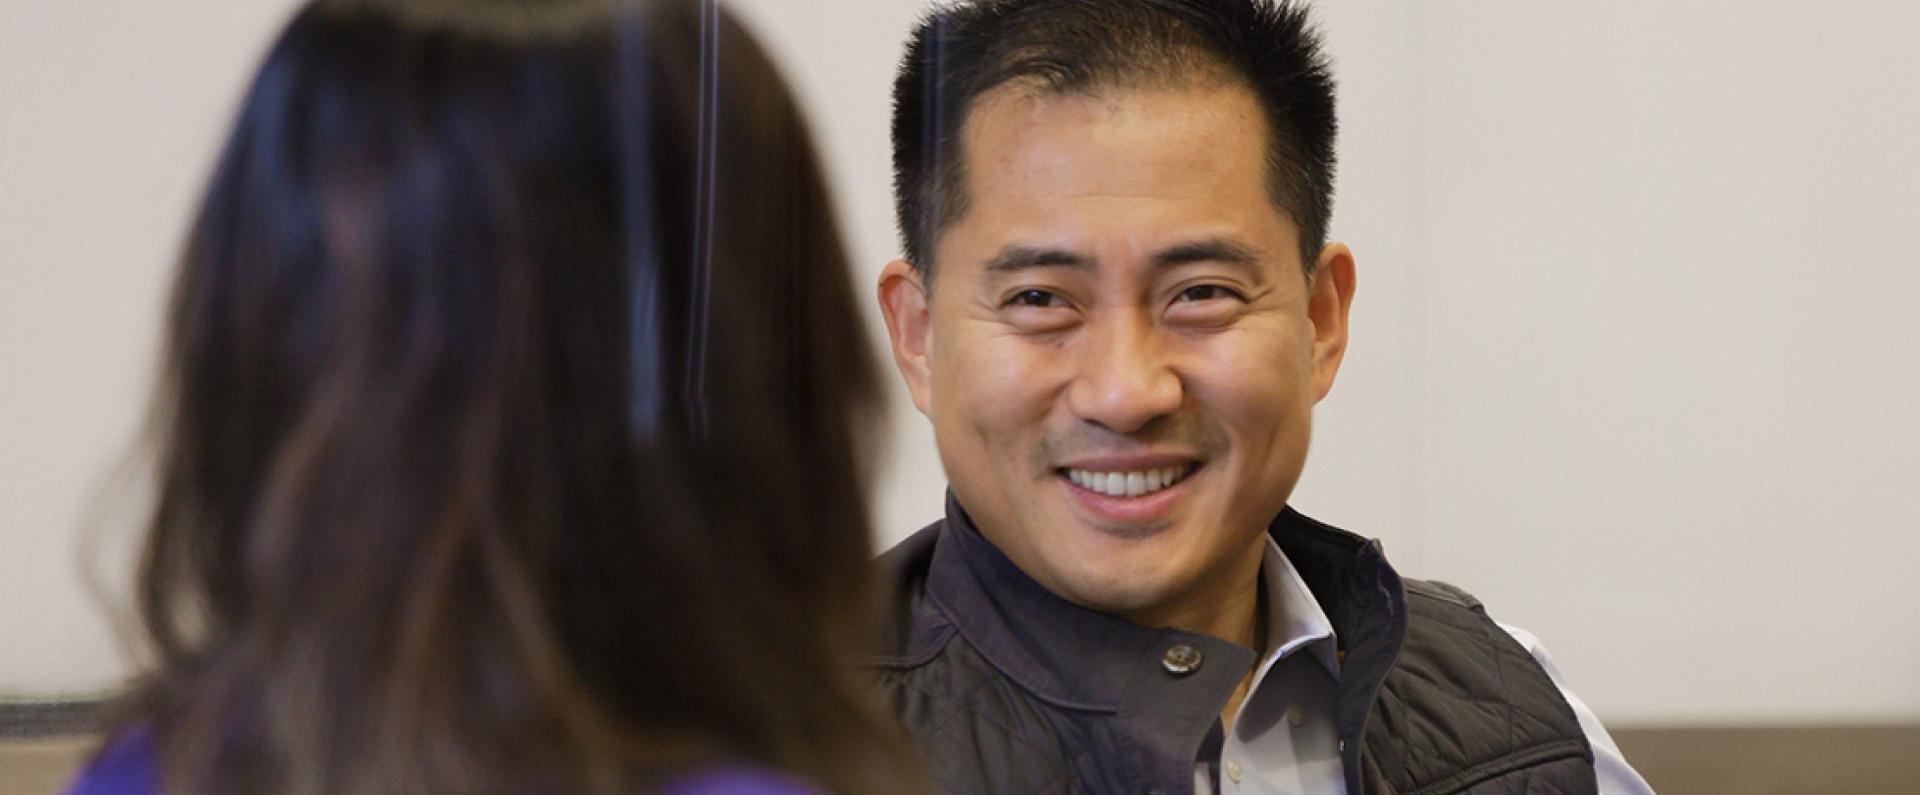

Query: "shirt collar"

xmin=1257 ymin=534 xmax=1342 ymax=680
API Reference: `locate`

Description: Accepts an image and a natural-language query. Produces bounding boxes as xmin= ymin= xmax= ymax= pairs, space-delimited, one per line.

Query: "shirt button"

xmin=1225 ymin=759 xmax=1243 ymax=783
xmin=1288 ymin=704 xmax=1307 ymax=727
xmin=1161 ymin=644 xmax=1203 ymax=675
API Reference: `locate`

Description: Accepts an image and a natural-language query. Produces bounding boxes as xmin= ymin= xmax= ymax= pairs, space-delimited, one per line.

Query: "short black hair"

xmin=892 ymin=0 xmax=1337 ymax=281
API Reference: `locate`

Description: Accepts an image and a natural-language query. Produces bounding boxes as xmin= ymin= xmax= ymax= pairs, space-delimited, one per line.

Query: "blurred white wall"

xmin=1 ymin=0 xmax=314 ymax=696
xmin=1357 ymin=1 xmax=1920 ymax=725
xmin=3 ymin=0 xmax=1916 ymax=727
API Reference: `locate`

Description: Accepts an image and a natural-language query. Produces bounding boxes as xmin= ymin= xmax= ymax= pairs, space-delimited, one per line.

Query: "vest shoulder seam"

xmin=1402 ymin=577 xmax=1485 ymax=612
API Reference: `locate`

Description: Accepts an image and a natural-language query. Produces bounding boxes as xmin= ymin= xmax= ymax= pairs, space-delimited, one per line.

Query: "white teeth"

xmin=1063 ymin=464 xmax=1192 ymax=498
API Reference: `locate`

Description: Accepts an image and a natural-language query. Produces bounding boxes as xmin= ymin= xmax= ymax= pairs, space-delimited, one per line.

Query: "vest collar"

xmin=924 ymin=492 xmax=1406 ymax=717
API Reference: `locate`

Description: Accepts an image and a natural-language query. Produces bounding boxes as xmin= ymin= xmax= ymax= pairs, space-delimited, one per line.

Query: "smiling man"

xmin=867 ymin=2 xmax=1651 ymax=794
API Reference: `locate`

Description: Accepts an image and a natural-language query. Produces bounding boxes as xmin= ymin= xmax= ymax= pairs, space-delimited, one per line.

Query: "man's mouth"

xmin=1060 ymin=463 xmax=1198 ymax=499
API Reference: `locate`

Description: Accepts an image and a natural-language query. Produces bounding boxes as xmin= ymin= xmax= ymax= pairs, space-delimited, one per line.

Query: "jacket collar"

xmin=924 ymin=492 xmax=1406 ymax=715
xmin=1266 ymin=508 xmax=1409 ymax=795
xmin=1257 ymin=533 xmax=1342 ymax=680
xmin=924 ymin=494 xmax=1189 ymax=712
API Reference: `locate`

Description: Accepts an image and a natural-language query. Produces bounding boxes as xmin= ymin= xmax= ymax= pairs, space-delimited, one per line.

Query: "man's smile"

xmin=1054 ymin=455 xmax=1207 ymax=529
xmin=1061 ymin=461 xmax=1198 ymax=498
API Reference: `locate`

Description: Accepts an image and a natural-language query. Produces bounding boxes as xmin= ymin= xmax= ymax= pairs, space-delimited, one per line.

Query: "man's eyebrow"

xmin=1151 ymin=237 xmax=1263 ymax=270
xmin=979 ymin=237 xmax=1264 ymax=275
xmin=982 ymin=245 xmax=1091 ymax=273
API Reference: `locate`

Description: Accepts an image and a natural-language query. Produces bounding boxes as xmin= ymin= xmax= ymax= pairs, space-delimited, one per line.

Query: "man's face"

xmin=879 ymin=80 xmax=1355 ymax=626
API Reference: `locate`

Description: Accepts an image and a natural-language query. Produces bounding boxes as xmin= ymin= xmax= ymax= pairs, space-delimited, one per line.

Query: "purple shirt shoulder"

xmin=63 ymin=730 xmax=158 ymax=795
xmin=660 ymin=768 xmax=824 ymax=795
xmin=64 ymin=730 xmax=818 ymax=795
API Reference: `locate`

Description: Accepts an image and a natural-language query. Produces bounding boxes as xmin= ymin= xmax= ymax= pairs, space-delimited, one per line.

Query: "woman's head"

xmin=135 ymin=0 xmax=900 ymax=791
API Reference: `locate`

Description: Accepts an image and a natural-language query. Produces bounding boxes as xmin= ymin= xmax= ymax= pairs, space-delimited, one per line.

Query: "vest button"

xmin=1161 ymin=644 xmax=1203 ymax=675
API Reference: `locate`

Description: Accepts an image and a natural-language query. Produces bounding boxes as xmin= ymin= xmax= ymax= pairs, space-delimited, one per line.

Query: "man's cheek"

xmin=969 ymin=352 xmax=1049 ymax=423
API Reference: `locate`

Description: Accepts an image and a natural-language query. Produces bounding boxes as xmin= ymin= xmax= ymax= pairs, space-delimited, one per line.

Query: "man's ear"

xmin=1308 ymin=242 xmax=1357 ymax=403
xmin=878 ymin=259 xmax=935 ymax=416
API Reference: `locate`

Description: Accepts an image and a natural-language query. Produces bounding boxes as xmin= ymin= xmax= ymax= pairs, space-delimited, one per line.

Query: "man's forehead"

xmin=964 ymin=80 xmax=1265 ymax=166
xmin=954 ymin=81 xmax=1270 ymax=211
xmin=934 ymin=80 xmax=1295 ymax=279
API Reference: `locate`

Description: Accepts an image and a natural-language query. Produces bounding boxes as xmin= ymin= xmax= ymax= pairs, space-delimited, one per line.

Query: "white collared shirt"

xmin=1195 ymin=537 xmax=1656 ymax=794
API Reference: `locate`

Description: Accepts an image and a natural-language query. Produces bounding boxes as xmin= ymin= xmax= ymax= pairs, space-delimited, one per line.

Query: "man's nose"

xmin=1065 ymin=312 xmax=1183 ymax=434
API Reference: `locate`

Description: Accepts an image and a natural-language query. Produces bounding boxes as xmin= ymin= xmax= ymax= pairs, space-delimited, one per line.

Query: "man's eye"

xmin=1177 ymin=285 xmax=1238 ymax=302
xmin=1007 ymin=289 xmax=1061 ymax=308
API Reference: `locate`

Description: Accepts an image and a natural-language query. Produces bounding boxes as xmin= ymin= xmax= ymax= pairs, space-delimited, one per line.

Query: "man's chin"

xmin=1047 ymin=567 xmax=1187 ymax=620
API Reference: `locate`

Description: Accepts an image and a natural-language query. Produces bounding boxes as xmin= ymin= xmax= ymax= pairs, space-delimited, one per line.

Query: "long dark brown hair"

xmin=118 ymin=0 xmax=913 ymax=792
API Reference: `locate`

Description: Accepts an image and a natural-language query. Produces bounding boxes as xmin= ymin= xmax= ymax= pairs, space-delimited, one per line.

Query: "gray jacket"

xmin=868 ymin=497 xmax=1596 ymax=795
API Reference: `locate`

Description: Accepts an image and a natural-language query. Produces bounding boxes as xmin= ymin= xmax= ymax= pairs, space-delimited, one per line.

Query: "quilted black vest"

xmin=869 ymin=499 xmax=1596 ymax=795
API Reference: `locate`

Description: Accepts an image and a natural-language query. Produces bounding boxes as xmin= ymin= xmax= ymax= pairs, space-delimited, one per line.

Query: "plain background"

xmin=3 ymin=0 xmax=1915 ymax=729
